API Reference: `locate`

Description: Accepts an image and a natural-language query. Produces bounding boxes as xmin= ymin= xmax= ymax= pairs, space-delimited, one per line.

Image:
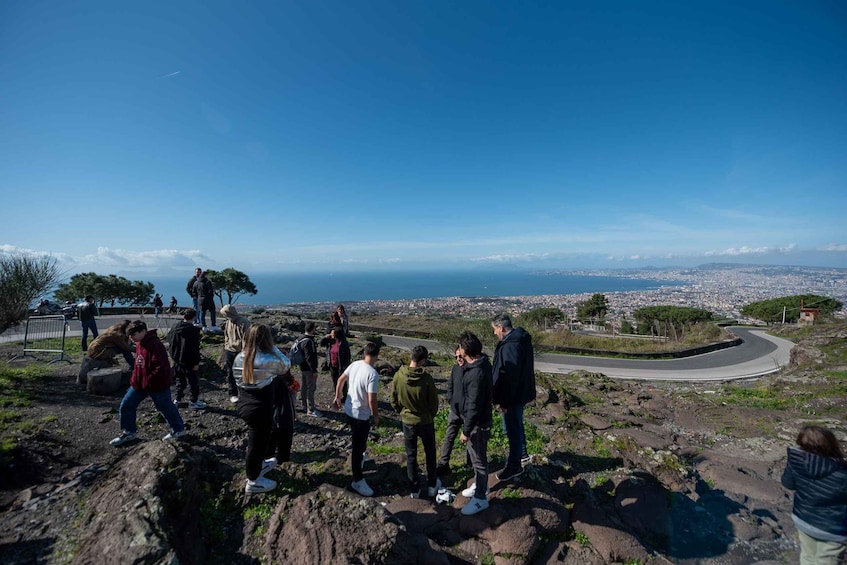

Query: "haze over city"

xmin=1 ymin=1 xmax=846 ymax=275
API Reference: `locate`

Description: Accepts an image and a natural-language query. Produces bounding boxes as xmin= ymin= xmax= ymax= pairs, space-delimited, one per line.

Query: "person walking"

xmin=234 ymin=324 xmax=291 ymax=494
xmin=781 ymin=425 xmax=847 ymax=564
xmin=391 ymin=345 xmax=439 ymax=498
xmin=221 ymin=304 xmax=251 ymax=404
xmin=332 ymin=342 xmax=381 ymax=497
xmin=456 ymin=331 xmax=494 ymax=516
xmin=110 ymin=321 xmax=185 ymax=446
xmin=194 ymin=271 xmax=216 ymax=328
xmin=322 ymin=328 xmax=350 ymax=403
xmin=78 ymin=295 xmax=99 ymax=352
xmin=168 ymin=308 xmax=206 ymax=410
xmin=491 ymin=313 xmax=535 ymax=481
xmin=437 ymin=346 xmax=466 ymax=476
xmin=186 ymin=268 xmax=202 ymax=325
xmin=152 ymin=294 xmax=163 ymax=321
xmin=295 ymin=322 xmax=321 ymax=416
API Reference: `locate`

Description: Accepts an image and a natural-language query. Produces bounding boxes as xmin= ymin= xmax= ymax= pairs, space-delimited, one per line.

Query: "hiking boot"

xmin=496 ymin=466 xmax=524 ymax=481
xmin=461 ymin=497 xmax=489 ymax=516
xmin=351 ymin=479 xmax=374 ymax=497
xmin=245 ymin=476 xmax=277 ymax=494
xmin=461 ymin=483 xmax=490 ymax=498
xmin=189 ymin=400 xmax=207 ymax=410
xmin=163 ymin=430 xmax=186 ymax=441
xmin=109 ymin=431 xmax=137 ymax=447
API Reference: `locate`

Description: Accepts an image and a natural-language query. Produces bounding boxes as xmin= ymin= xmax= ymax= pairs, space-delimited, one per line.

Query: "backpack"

xmin=289 ymin=336 xmax=307 ymax=366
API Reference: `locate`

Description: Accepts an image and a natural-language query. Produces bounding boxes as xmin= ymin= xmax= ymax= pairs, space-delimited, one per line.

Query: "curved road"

xmin=382 ymin=327 xmax=794 ymax=382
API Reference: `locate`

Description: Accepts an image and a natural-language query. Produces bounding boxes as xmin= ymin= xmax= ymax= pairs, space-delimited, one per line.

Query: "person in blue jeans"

xmin=110 ymin=321 xmax=185 ymax=446
xmin=77 ymin=295 xmax=99 ymax=351
xmin=186 ymin=267 xmax=202 ymax=324
xmin=491 ymin=313 xmax=535 ymax=481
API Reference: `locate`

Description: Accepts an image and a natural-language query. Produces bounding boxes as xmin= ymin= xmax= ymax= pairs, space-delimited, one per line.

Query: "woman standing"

xmin=322 ymin=328 xmax=351 ymax=403
xmin=234 ymin=324 xmax=291 ymax=494
xmin=781 ymin=425 xmax=847 ymax=564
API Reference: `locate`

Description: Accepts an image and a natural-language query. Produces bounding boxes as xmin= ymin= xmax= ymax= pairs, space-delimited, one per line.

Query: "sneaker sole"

xmin=496 ymin=468 xmax=525 ymax=481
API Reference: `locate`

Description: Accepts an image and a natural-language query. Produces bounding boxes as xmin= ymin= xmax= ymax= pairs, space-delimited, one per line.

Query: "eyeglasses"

xmin=455 ymin=355 xmax=463 ymax=360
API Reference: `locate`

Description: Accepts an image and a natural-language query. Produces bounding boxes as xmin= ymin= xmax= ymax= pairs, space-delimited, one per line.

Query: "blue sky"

xmin=1 ymin=0 xmax=846 ymax=275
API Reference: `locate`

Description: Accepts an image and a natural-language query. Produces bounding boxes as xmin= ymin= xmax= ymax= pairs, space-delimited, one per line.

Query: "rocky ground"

xmin=0 ymin=315 xmax=845 ymax=564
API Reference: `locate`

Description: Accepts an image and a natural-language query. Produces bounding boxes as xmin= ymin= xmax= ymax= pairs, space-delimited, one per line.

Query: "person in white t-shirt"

xmin=332 ymin=342 xmax=381 ymax=497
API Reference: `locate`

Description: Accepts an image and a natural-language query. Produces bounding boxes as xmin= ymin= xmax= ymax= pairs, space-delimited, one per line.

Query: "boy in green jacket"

xmin=391 ymin=345 xmax=439 ymax=498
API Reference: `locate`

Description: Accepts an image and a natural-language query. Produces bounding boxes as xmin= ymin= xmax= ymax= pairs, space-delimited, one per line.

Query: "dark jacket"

xmin=446 ymin=363 xmax=463 ymax=414
xmin=186 ymin=276 xmax=199 ymax=298
xmin=297 ymin=334 xmax=318 ymax=372
xmin=78 ymin=300 xmax=98 ymax=323
xmin=492 ymin=327 xmax=535 ymax=407
xmin=168 ymin=320 xmax=201 ymax=368
xmin=321 ymin=335 xmax=351 ymax=370
xmin=460 ymin=355 xmax=493 ymax=436
xmin=131 ymin=330 xmax=173 ymax=393
xmin=781 ymin=447 xmax=847 ymax=540
xmin=193 ymin=276 xmax=215 ymax=308
xmin=390 ymin=366 xmax=438 ymax=425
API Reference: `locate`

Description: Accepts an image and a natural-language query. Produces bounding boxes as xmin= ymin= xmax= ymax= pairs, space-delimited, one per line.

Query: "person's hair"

xmin=458 ymin=331 xmax=483 ymax=357
xmin=182 ymin=308 xmax=197 ymax=321
xmin=106 ymin=319 xmax=132 ymax=335
xmin=411 ymin=345 xmax=428 ymax=364
xmin=491 ymin=313 xmax=513 ymax=330
xmin=331 ymin=328 xmax=345 ymax=341
xmin=241 ymin=324 xmax=276 ymax=385
xmin=305 ymin=321 xmax=315 ymax=333
xmin=84 ymin=295 xmax=94 ymax=302
xmin=363 ymin=342 xmax=380 ymax=357
xmin=329 ymin=311 xmax=342 ymax=326
xmin=797 ymin=425 xmax=845 ymax=461
xmin=127 ymin=320 xmax=147 ymax=336
xmin=337 ymin=304 xmax=346 ymax=313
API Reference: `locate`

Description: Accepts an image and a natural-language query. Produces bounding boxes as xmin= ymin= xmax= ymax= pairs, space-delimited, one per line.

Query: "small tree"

xmin=0 ymin=253 xmax=62 ymax=333
xmin=206 ymin=268 xmax=258 ymax=307
xmin=577 ymin=293 xmax=609 ymax=322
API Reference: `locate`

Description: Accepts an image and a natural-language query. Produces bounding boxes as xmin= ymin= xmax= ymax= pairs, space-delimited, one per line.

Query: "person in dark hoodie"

xmin=168 ymin=308 xmax=206 ymax=410
xmin=457 ymin=331 xmax=494 ymax=516
xmin=110 ymin=321 xmax=185 ymax=446
xmin=391 ymin=345 xmax=439 ymax=498
xmin=436 ymin=346 xmax=466 ymax=476
xmin=491 ymin=313 xmax=535 ymax=482
xmin=781 ymin=425 xmax=847 ymax=564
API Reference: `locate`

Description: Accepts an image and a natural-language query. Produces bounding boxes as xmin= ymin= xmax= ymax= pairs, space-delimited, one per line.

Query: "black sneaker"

xmin=436 ymin=463 xmax=452 ymax=477
xmin=496 ymin=466 xmax=525 ymax=481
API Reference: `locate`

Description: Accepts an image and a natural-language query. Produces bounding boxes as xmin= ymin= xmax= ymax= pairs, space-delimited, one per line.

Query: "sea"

xmin=148 ymin=270 xmax=684 ymax=307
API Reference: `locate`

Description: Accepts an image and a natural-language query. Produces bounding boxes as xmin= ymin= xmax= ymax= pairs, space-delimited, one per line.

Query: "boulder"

xmin=77 ymin=357 xmax=113 ymax=385
xmin=86 ymin=367 xmax=124 ymax=395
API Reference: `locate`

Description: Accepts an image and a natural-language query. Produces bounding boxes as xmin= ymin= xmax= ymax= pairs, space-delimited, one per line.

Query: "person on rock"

xmin=168 ymin=308 xmax=206 ymax=410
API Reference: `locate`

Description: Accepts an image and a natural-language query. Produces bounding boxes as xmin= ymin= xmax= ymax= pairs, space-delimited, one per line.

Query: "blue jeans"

xmin=192 ymin=298 xmax=200 ymax=324
xmin=502 ymin=403 xmax=527 ymax=470
xmin=118 ymin=386 xmax=184 ymax=435
xmin=81 ymin=319 xmax=98 ymax=351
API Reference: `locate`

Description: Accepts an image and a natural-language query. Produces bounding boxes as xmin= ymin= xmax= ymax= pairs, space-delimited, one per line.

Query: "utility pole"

xmin=782 ymin=306 xmax=786 ymax=324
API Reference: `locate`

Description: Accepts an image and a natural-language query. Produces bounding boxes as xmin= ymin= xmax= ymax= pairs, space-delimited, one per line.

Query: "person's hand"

xmin=460 ymin=432 xmax=468 ymax=443
xmin=373 ymin=414 xmax=379 ymax=428
xmin=192 ymin=364 xmax=199 ymax=371
xmin=332 ymin=397 xmax=341 ymax=410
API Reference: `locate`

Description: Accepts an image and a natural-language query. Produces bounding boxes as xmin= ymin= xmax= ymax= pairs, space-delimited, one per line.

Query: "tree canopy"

xmin=517 ymin=307 xmax=565 ymax=330
xmin=0 ymin=253 xmax=62 ymax=333
xmin=576 ymin=293 xmax=609 ymax=321
xmin=633 ymin=305 xmax=714 ymax=340
xmin=54 ymin=273 xmax=154 ymax=307
xmin=206 ymin=268 xmax=257 ymax=307
xmin=741 ymin=294 xmax=843 ymax=324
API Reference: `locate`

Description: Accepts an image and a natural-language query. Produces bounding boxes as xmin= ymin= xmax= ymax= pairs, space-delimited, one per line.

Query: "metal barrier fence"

xmin=11 ymin=315 xmax=72 ymax=364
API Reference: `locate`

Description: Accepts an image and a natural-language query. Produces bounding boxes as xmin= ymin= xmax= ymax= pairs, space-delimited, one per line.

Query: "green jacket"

xmin=390 ymin=365 xmax=438 ymax=425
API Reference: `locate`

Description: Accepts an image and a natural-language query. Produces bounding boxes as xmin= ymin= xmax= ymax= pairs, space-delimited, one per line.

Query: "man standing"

xmin=152 ymin=294 xmax=163 ymax=322
xmin=221 ymin=304 xmax=251 ymax=404
xmin=78 ymin=295 xmax=99 ymax=352
xmin=491 ymin=313 xmax=535 ymax=481
xmin=168 ymin=308 xmax=206 ymax=410
xmin=332 ymin=342 xmax=381 ymax=497
xmin=186 ymin=268 xmax=202 ymax=325
xmin=437 ymin=346 xmax=466 ymax=476
xmin=391 ymin=345 xmax=439 ymax=498
xmin=296 ymin=322 xmax=321 ymax=417
xmin=194 ymin=270 xmax=216 ymax=328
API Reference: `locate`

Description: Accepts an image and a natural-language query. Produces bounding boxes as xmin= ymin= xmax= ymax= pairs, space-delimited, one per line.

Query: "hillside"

xmin=0 ymin=317 xmax=845 ymax=564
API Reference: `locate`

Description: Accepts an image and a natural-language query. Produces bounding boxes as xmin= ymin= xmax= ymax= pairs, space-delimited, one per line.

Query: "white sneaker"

xmin=245 ymin=476 xmax=277 ymax=494
xmin=260 ymin=457 xmax=277 ymax=476
xmin=461 ymin=497 xmax=489 ymax=516
xmin=163 ymin=430 xmax=186 ymax=441
xmin=351 ymin=479 xmax=374 ymax=497
xmin=426 ymin=478 xmax=443 ymax=498
xmin=306 ymin=409 xmax=323 ymax=417
xmin=189 ymin=400 xmax=207 ymax=410
xmin=229 ymin=396 xmax=239 ymax=404
xmin=109 ymin=431 xmax=137 ymax=446
xmin=462 ymin=483 xmax=490 ymax=498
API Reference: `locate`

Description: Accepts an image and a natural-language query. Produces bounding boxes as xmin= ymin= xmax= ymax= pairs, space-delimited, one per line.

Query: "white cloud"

xmin=78 ymin=247 xmax=212 ymax=267
xmin=704 ymin=244 xmax=797 ymax=257
xmin=819 ymin=243 xmax=847 ymax=252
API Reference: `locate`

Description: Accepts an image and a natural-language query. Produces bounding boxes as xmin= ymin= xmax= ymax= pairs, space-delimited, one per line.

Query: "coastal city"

xmin=277 ymin=264 xmax=847 ymax=325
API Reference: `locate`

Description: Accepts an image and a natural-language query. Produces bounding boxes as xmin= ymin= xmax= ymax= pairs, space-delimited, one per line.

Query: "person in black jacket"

xmin=186 ymin=268 xmax=202 ymax=324
xmin=296 ymin=322 xmax=321 ymax=416
xmin=457 ymin=331 xmax=493 ymax=516
xmin=491 ymin=313 xmax=535 ymax=481
xmin=321 ymin=328 xmax=351 ymax=403
xmin=168 ymin=308 xmax=206 ymax=409
xmin=193 ymin=271 xmax=216 ymax=328
xmin=781 ymin=425 xmax=847 ymax=564
xmin=437 ymin=346 xmax=465 ymax=476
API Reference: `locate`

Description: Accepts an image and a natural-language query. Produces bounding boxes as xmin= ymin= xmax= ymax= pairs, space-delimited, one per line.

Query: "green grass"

xmin=0 ymin=363 xmax=54 ymax=464
xmin=718 ymin=385 xmax=811 ymax=410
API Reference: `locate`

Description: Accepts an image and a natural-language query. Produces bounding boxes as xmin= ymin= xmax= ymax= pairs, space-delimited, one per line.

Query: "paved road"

xmin=381 ymin=327 xmax=794 ymax=382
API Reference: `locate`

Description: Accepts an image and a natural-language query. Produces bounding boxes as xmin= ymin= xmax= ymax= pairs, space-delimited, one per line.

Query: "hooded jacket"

xmin=168 ymin=320 xmax=201 ymax=367
xmin=131 ymin=329 xmax=173 ymax=393
xmin=492 ymin=326 xmax=535 ymax=407
xmin=781 ymin=446 xmax=847 ymax=542
xmin=221 ymin=305 xmax=251 ymax=353
xmin=460 ymin=355 xmax=493 ymax=436
xmin=390 ymin=365 xmax=438 ymax=426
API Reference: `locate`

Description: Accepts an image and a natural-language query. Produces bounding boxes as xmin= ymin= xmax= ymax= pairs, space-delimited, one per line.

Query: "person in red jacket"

xmin=110 ymin=321 xmax=185 ymax=446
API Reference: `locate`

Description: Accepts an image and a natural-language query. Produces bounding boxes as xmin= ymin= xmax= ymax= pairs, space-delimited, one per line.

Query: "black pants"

xmin=438 ymin=408 xmax=462 ymax=466
xmin=267 ymin=379 xmax=296 ymax=462
xmin=173 ymin=364 xmax=200 ymax=403
xmin=330 ymin=364 xmax=347 ymax=401
xmin=348 ymin=415 xmax=370 ymax=482
xmin=403 ymin=422 xmax=437 ymax=493
xmin=237 ymin=387 xmax=273 ymax=480
xmin=224 ymin=350 xmax=238 ymax=396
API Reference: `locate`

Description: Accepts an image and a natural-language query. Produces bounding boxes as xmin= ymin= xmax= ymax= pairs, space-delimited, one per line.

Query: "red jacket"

xmin=131 ymin=330 xmax=173 ymax=392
